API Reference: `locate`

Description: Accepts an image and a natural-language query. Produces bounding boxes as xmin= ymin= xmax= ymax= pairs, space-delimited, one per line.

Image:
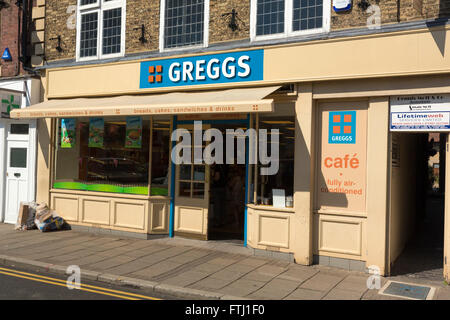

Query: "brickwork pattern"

xmin=125 ymin=0 xmax=160 ymax=54
xmin=331 ymin=0 xmax=450 ymax=31
xmin=45 ymin=0 xmax=77 ymax=61
xmin=43 ymin=0 xmax=450 ymax=62
xmin=209 ymin=0 xmax=250 ymax=44
xmin=0 ymin=4 xmax=22 ymax=77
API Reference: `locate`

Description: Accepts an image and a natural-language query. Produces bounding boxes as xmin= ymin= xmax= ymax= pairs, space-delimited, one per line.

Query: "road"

xmin=0 ymin=265 xmax=180 ymax=300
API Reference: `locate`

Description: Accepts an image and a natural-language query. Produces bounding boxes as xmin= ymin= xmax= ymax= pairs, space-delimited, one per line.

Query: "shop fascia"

xmin=172 ymin=121 xmax=279 ymax=175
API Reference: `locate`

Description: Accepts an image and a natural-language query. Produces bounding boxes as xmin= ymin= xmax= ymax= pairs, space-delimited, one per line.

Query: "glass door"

xmin=174 ymin=124 xmax=210 ymax=239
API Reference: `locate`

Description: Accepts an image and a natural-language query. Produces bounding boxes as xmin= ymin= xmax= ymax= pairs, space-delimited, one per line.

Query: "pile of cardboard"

xmin=15 ymin=202 xmax=68 ymax=232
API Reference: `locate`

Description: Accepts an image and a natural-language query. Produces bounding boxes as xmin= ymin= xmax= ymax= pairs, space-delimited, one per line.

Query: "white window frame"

xmin=250 ymin=0 xmax=330 ymax=42
xmin=76 ymin=0 xmax=126 ymax=61
xmin=159 ymin=0 xmax=210 ymax=53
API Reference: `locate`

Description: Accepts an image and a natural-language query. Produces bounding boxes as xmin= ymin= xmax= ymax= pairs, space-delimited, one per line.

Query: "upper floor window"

xmin=250 ymin=0 xmax=330 ymax=41
xmin=76 ymin=0 xmax=126 ymax=61
xmin=160 ymin=0 xmax=210 ymax=51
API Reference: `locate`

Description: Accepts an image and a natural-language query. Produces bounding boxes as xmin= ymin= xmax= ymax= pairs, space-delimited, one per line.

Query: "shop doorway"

xmin=208 ymin=124 xmax=246 ymax=241
xmin=172 ymin=120 xmax=248 ymax=242
xmin=389 ymin=132 xmax=446 ymax=280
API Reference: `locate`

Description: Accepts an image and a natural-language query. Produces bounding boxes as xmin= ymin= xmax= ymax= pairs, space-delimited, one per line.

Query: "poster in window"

xmin=61 ymin=118 xmax=76 ymax=148
xmin=125 ymin=116 xmax=142 ymax=149
xmin=317 ymin=105 xmax=368 ymax=213
xmin=89 ymin=118 xmax=104 ymax=148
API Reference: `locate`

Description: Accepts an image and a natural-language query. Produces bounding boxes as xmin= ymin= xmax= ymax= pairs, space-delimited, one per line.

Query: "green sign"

xmin=1 ymin=94 xmax=20 ymax=118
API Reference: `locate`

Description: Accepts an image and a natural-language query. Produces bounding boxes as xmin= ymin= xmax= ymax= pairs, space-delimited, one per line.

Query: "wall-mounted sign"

xmin=328 ymin=111 xmax=356 ymax=144
xmin=390 ymin=95 xmax=450 ymax=131
xmin=139 ymin=50 xmax=264 ymax=89
xmin=1 ymin=93 xmax=21 ymax=118
xmin=333 ymin=0 xmax=352 ymax=12
xmin=317 ymin=106 xmax=367 ymax=213
xmin=1 ymin=48 xmax=12 ymax=61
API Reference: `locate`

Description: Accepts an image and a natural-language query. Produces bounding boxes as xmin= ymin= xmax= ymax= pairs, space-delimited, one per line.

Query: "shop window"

xmin=160 ymin=0 xmax=209 ymax=51
xmin=150 ymin=119 xmax=171 ymax=196
xmin=253 ymin=105 xmax=295 ymax=208
xmin=250 ymin=0 xmax=330 ymax=41
xmin=76 ymin=0 xmax=126 ymax=61
xmin=54 ymin=117 xmax=150 ymax=195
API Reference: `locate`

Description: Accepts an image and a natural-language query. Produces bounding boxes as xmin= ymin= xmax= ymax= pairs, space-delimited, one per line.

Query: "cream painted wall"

xmin=292 ymin=83 xmax=314 ymax=265
xmin=366 ymin=97 xmax=390 ymax=275
xmin=45 ymin=26 xmax=450 ymax=99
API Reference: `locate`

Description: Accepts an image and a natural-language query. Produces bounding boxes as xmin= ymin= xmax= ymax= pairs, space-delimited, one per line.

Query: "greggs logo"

xmin=329 ymin=111 xmax=356 ymax=144
xmin=140 ymin=50 xmax=264 ymax=89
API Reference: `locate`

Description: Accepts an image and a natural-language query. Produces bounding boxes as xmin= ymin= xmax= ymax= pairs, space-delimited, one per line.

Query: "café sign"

xmin=139 ymin=50 xmax=264 ymax=89
xmin=390 ymin=95 xmax=450 ymax=131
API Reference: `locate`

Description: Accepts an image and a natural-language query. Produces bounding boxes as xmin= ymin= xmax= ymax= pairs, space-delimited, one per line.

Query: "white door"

xmin=4 ymin=123 xmax=32 ymax=224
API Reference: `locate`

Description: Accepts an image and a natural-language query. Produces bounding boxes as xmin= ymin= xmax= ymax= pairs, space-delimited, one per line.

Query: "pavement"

xmin=0 ymin=223 xmax=449 ymax=300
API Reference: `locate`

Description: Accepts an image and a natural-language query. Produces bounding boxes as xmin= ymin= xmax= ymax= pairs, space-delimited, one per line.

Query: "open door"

xmin=445 ymin=133 xmax=450 ymax=282
xmin=174 ymin=124 xmax=210 ymax=240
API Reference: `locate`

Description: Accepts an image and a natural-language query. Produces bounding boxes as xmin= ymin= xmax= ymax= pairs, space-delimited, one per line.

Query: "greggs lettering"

xmin=139 ymin=50 xmax=264 ymax=89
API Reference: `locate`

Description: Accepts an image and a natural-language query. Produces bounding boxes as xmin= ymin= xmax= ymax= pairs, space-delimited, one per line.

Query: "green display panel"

xmin=53 ymin=182 xmax=149 ymax=195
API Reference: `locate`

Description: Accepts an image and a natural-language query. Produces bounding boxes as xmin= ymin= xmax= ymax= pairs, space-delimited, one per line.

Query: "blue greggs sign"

xmin=139 ymin=50 xmax=264 ymax=89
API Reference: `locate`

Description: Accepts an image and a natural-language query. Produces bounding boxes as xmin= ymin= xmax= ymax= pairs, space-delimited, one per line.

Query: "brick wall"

xmin=125 ymin=0 xmax=160 ymax=54
xmin=45 ymin=0 xmax=76 ymax=61
xmin=0 ymin=3 xmax=22 ymax=77
xmin=209 ymin=0 xmax=250 ymax=44
xmin=43 ymin=0 xmax=450 ymax=63
xmin=331 ymin=0 xmax=450 ymax=31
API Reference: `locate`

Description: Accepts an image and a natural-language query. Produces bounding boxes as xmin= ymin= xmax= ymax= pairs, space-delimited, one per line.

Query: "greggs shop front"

xmin=12 ymin=26 xmax=450 ymax=279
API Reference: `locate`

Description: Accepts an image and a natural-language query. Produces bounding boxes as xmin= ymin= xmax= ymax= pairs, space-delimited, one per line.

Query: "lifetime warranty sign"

xmin=390 ymin=94 xmax=450 ymax=131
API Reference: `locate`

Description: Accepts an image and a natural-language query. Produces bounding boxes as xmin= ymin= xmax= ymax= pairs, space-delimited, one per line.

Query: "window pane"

xmin=102 ymin=8 xmax=122 ymax=55
xmin=151 ymin=119 xmax=171 ymax=196
xmin=193 ymin=165 xmax=205 ymax=181
xmin=81 ymin=0 xmax=97 ymax=5
xmin=180 ymin=165 xmax=191 ymax=180
xmin=179 ymin=182 xmax=191 ymax=197
xmin=293 ymin=0 xmax=323 ymax=31
xmin=257 ymin=114 xmax=295 ymax=208
xmin=256 ymin=0 xmax=285 ymax=36
xmin=10 ymin=124 xmax=29 ymax=135
xmin=80 ymin=12 xmax=98 ymax=58
xmin=192 ymin=183 xmax=205 ymax=199
xmin=164 ymin=0 xmax=205 ymax=49
xmin=54 ymin=118 xmax=150 ymax=195
xmin=10 ymin=148 xmax=27 ymax=168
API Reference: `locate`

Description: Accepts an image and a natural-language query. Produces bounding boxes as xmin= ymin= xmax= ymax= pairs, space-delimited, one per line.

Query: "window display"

xmin=255 ymin=112 xmax=295 ymax=208
xmin=54 ymin=117 xmax=150 ymax=195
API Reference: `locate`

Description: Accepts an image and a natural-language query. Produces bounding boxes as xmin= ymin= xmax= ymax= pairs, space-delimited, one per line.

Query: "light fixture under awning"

xmin=10 ymin=86 xmax=281 ymax=119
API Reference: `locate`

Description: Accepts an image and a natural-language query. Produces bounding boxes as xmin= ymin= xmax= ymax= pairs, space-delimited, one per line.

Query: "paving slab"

xmin=299 ymin=273 xmax=346 ymax=292
xmin=283 ymin=288 xmax=325 ymax=300
xmin=189 ymin=277 xmax=233 ymax=291
xmin=218 ymin=279 xmax=267 ymax=297
xmin=323 ymin=288 xmax=365 ymax=300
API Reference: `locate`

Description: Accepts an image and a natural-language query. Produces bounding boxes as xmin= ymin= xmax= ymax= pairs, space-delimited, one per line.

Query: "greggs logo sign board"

xmin=139 ymin=50 xmax=264 ymax=89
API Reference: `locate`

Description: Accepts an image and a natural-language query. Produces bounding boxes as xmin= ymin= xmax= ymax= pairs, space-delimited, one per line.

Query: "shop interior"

xmin=389 ymin=132 xmax=446 ymax=280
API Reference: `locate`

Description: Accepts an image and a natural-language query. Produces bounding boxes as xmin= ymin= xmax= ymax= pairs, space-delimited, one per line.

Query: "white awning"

xmin=10 ymin=86 xmax=280 ymax=119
